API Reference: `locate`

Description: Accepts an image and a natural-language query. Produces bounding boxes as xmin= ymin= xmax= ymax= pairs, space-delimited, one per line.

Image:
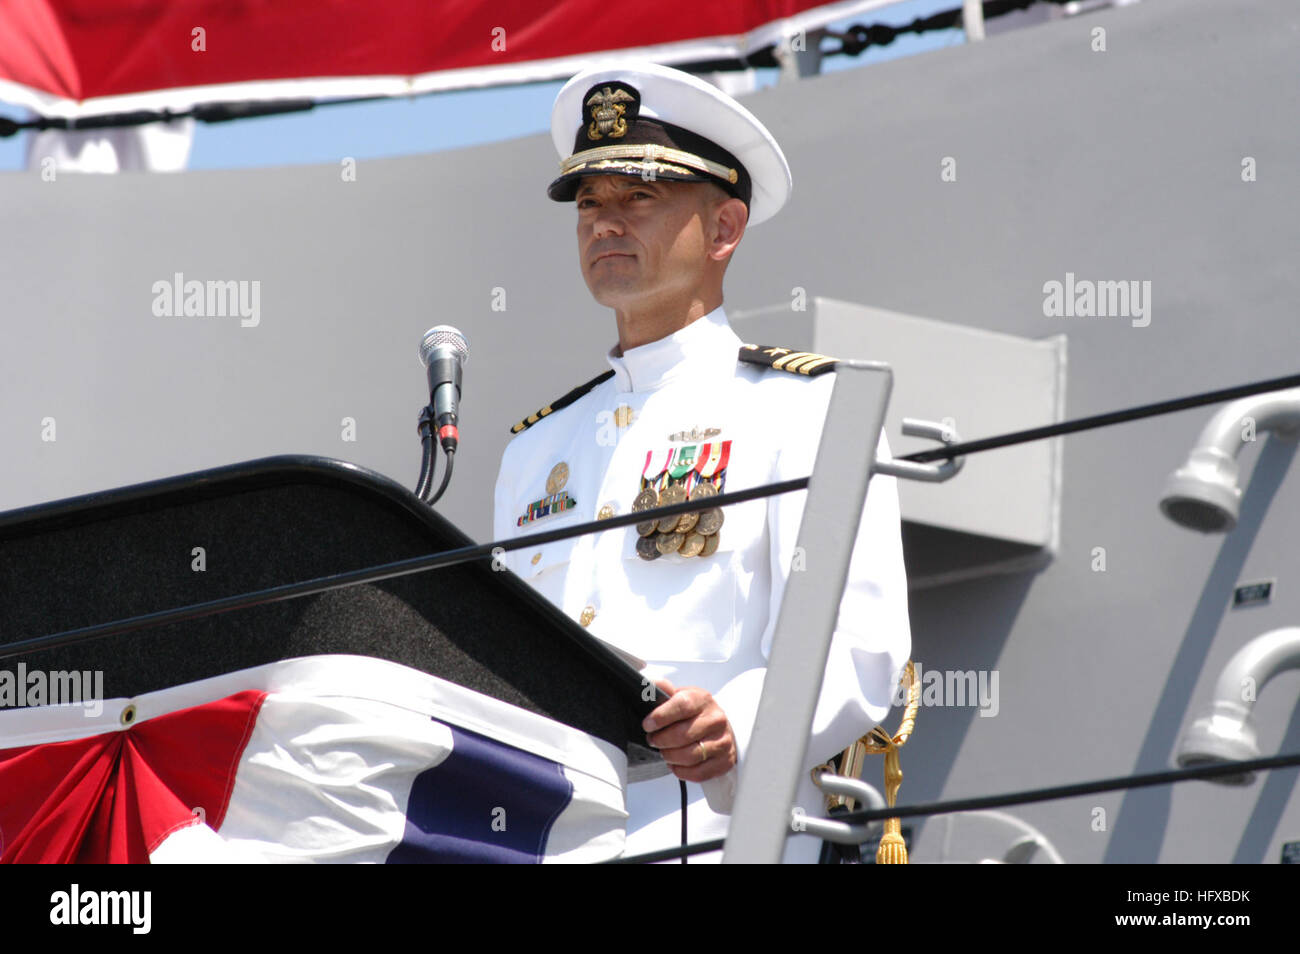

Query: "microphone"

xmin=418 ymin=325 xmax=469 ymax=453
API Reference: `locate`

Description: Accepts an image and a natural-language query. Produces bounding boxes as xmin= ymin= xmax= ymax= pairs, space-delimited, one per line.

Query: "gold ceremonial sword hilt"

xmin=813 ymin=660 xmax=919 ymax=864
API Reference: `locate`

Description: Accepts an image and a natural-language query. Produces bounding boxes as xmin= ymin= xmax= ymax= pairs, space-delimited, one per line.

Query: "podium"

xmin=0 ymin=456 xmax=657 ymax=862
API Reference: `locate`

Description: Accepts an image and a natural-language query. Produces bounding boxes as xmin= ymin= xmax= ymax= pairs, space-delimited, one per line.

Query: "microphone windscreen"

xmin=419 ymin=325 xmax=469 ymax=368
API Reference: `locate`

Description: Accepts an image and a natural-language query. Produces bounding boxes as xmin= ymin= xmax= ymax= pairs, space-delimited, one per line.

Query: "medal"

xmin=636 ymin=534 xmax=661 ymax=561
xmin=545 ymin=461 xmax=569 ymax=496
xmin=673 ymin=466 xmax=704 ymax=534
xmin=632 ymin=487 xmax=659 ymax=537
xmin=656 ymin=482 xmax=688 ymax=532
xmin=517 ymin=461 xmax=579 ymax=527
xmin=635 ymin=449 xmax=673 ymax=536
xmin=689 ymin=480 xmax=724 ymax=536
xmin=657 ymin=447 xmax=696 ymax=532
xmin=671 ymin=467 xmax=699 ymax=533
xmin=692 ymin=441 xmax=729 ymax=536
xmin=679 ymin=531 xmax=706 ymax=557
xmin=632 ymin=441 xmax=730 ymax=560
xmin=696 ymin=508 xmax=724 ymax=536
xmin=655 ymin=530 xmax=684 ymax=555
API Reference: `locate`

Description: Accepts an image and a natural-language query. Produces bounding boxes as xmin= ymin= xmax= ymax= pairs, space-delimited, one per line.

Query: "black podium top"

xmin=0 ymin=455 xmax=661 ymax=759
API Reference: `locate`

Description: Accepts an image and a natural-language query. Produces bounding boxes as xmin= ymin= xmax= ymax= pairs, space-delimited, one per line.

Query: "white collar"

xmin=605 ymin=305 xmax=741 ymax=393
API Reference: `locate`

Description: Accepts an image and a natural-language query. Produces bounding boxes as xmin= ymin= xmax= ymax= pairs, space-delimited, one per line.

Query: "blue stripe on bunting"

xmin=387 ymin=723 xmax=574 ymax=864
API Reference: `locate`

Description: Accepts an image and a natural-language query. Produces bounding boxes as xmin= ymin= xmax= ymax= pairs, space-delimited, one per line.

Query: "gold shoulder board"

xmin=738 ymin=343 xmax=838 ymax=376
xmin=509 ymin=369 xmax=615 ymax=435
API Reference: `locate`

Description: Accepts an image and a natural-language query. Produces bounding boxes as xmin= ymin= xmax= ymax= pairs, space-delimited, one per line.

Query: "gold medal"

xmin=690 ymin=481 xmax=724 ymax=536
xmin=655 ymin=530 xmax=684 ymax=554
xmin=636 ymin=534 xmax=661 ymax=561
xmin=690 ymin=481 xmax=718 ymax=500
xmin=656 ymin=483 xmax=688 ymax=532
xmin=679 ymin=531 xmax=706 ymax=557
xmin=632 ymin=487 xmax=659 ymax=537
xmin=546 ymin=462 xmax=569 ymax=496
xmin=677 ymin=480 xmax=709 ymax=533
xmin=700 ymin=532 xmax=720 ymax=557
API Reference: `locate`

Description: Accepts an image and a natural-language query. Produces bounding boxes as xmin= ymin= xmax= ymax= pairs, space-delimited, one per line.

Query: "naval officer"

xmin=493 ymin=62 xmax=911 ymax=863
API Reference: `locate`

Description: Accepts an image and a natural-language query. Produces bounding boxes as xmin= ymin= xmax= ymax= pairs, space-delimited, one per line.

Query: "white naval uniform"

xmin=493 ymin=304 xmax=911 ymax=863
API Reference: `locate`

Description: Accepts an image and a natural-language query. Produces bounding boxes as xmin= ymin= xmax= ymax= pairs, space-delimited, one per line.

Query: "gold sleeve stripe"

xmin=775 ymin=352 xmax=820 ymax=372
xmin=509 ymin=370 xmax=615 ymax=436
xmin=738 ymin=343 xmax=839 ymax=377
xmin=785 ymin=353 xmax=838 ymax=373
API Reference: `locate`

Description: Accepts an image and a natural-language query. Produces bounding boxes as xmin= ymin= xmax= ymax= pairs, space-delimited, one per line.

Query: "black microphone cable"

xmin=680 ymin=780 xmax=688 ymax=864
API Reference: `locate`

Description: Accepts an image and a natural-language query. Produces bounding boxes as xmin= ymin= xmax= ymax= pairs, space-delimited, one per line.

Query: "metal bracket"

xmin=812 ymin=770 xmax=887 ymax=811
xmin=873 ymin=417 xmax=965 ymax=482
xmin=790 ymin=771 xmax=889 ymax=846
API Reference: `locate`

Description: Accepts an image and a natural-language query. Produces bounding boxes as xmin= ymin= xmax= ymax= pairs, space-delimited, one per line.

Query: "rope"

xmin=898 ymin=370 xmax=1300 ymax=463
xmin=4 ymin=370 xmax=1297 ymax=658
xmin=607 ymin=748 xmax=1300 ymax=863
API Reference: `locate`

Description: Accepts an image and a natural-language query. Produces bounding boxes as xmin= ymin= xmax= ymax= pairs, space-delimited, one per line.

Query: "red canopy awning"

xmin=0 ymin=0 xmax=896 ymax=117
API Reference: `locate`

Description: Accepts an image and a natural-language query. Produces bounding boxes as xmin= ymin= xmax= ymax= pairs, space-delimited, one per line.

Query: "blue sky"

xmin=0 ymin=1 xmax=960 ymax=171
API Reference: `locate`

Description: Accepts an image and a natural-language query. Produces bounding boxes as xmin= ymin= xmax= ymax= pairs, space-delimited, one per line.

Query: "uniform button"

xmin=579 ymin=605 xmax=596 ymax=627
xmin=614 ymin=405 xmax=635 ymax=428
xmin=530 ymin=552 xmax=542 ymax=565
xmin=597 ymin=503 xmax=616 ymax=520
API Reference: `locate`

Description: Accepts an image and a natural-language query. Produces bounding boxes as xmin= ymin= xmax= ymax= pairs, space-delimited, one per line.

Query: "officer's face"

xmin=575 ymin=175 xmax=721 ymax=312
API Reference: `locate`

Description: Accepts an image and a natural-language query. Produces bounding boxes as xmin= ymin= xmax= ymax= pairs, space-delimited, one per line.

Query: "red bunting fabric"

xmin=0 ymin=1 xmax=891 ymax=116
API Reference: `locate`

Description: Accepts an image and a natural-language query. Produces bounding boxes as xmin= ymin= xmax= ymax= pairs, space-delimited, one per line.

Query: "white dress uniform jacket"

xmin=493 ymin=305 xmax=911 ymax=863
